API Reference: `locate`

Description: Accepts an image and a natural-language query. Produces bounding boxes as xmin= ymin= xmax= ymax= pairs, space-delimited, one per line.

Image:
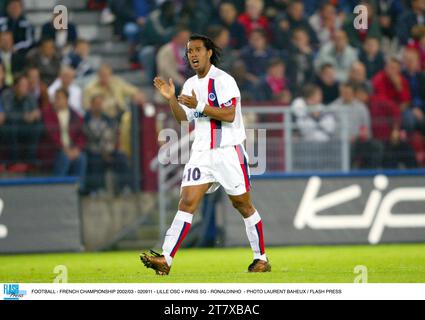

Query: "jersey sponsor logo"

xmin=294 ymin=175 xmax=425 ymax=244
xmin=208 ymin=93 xmax=216 ymax=102
xmin=194 ymin=111 xmax=207 ymax=118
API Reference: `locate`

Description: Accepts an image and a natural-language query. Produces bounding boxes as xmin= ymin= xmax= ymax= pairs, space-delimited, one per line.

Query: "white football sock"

xmin=162 ymin=210 xmax=193 ymax=266
xmin=244 ymin=211 xmax=267 ymax=261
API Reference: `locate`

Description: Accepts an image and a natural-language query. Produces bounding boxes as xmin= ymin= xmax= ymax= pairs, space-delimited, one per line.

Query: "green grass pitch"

xmin=1 ymin=244 xmax=424 ymax=283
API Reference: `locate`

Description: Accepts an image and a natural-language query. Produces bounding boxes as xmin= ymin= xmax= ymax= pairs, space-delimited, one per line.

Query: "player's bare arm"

xmin=178 ymin=89 xmax=236 ymax=123
xmin=153 ymin=77 xmax=188 ymax=123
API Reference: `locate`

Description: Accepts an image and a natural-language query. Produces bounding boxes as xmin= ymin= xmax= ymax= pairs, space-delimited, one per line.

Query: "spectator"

xmin=48 ymin=66 xmax=84 ymax=117
xmin=292 ymin=84 xmax=336 ymax=140
xmin=397 ymin=0 xmax=425 ymax=45
xmin=309 ymin=2 xmax=343 ymax=47
xmin=217 ymin=1 xmax=247 ymax=49
xmin=0 ymin=0 xmax=34 ymax=54
xmin=138 ymin=1 xmax=177 ymax=81
xmin=348 ymin=61 xmax=371 ymax=90
xmin=383 ymin=129 xmax=417 ymax=169
xmin=84 ymin=94 xmax=132 ymax=194
xmin=408 ymin=25 xmax=425 ymax=71
xmin=286 ymin=28 xmax=315 ymax=96
xmin=402 ymin=49 xmax=425 ymax=132
xmin=0 ymin=30 xmax=25 ymax=86
xmin=240 ymin=28 xmax=278 ymax=81
xmin=254 ymin=58 xmax=292 ymax=104
xmin=83 ymin=64 xmax=144 ymax=120
xmin=273 ymin=0 xmax=319 ymax=50
xmin=0 ymin=63 xmax=8 ymax=95
xmin=27 ymin=38 xmax=62 ymax=86
xmin=43 ymin=88 xmax=87 ymax=184
xmin=207 ymin=25 xmax=237 ymax=72
xmin=121 ymin=0 xmax=152 ymax=44
xmin=1 ymin=74 xmax=42 ymax=171
xmin=359 ymin=36 xmax=385 ymax=79
xmin=314 ymin=63 xmax=339 ymax=105
xmin=63 ymin=39 xmax=95 ymax=80
xmin=343 ymin=0 xmax=382 ymax=49
xmin=26 ymin=67 xmax=49 ymax=109
xmin=229 ymin=60 xmax=256 ymax=101
xmin=355 ymin=83 xmax=401 ymax=142
xmin=155 ymin=26 xmax=191 ymax=101
xmin=141 ymin=0 xmax=176 ymax=46
xmin=330 ymin=82 xmax=383 ymax=169
xmin=315 ymin=30 xmax=358 ymax=82
xmin=372 ymin=57 xmax=412 ymax=122
xmin=179 ymin=0 xmax=210 ymax=34
xmin=237 ymin=0 xmax=270 ymax=38
xmin=40 ymin=12 xmax=78 ymax=53
xmin=376 ymin=0 xmax=404 ymax=41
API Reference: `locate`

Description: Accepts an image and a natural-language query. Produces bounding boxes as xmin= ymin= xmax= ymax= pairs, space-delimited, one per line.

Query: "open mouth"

xmin=191 ymin=59 xmax=200 ymax=67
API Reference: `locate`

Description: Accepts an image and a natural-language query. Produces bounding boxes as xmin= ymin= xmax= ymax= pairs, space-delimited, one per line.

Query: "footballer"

xmin=140 ymin=34 xmax=271 ymax=275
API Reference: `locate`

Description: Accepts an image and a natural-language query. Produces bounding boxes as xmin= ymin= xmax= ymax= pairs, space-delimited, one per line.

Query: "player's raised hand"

xmin=153 ymin=77 xmax=175 ymax=100
xmin=177 ymin=89 xmax=198 ymax=109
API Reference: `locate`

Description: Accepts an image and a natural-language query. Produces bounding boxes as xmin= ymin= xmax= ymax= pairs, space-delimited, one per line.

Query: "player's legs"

xmin=161 ymin=183 xmax=211 ymax=266
xmin=228 ymin=192 xmax=268 ymax=263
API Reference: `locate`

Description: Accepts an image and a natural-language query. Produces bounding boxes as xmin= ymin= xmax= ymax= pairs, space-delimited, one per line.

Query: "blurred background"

xmin=0 ymin=0 xmax=425 ymax=254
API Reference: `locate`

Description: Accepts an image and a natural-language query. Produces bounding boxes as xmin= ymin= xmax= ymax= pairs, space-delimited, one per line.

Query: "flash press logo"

xmin=0 ymin=198 xmax=7 ymax=239
xmin=3 ymin=284 xmax=27 ymax=300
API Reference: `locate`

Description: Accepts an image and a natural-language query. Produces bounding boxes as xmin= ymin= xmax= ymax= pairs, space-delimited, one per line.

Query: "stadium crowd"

xmin=0 ymin=0 xmax=425 ymax=193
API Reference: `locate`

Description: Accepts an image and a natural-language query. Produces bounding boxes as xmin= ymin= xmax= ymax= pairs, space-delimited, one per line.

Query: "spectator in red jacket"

xmin=43 ymin=88 xmax=86 ymax=187
xmin=237 ymin=0 xmax=270 ymax=38
xmin=372 ymin=57 xmax=412 ymax=120
xmin=355 ymin=84 xmax=401 ymax=141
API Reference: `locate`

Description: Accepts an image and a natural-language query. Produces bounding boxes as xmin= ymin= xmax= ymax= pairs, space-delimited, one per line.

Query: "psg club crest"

xmin=208 ymin=93 xmax=216 ymax=101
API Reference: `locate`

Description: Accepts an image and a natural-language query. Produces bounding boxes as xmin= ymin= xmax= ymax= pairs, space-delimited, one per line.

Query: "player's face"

xmin=187 ymin=40 xmax=212 ymax=72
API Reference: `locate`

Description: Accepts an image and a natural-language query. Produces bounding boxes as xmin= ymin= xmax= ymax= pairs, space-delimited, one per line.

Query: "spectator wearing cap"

xmin=0 ymin=0 xmax=34 ymax=54
xmin=314 ymin=30 xmax=358 ymax=83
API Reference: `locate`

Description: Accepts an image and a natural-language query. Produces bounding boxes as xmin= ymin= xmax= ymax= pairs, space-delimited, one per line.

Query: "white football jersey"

xmin=179 ymin=65 xmax=246 ymax=151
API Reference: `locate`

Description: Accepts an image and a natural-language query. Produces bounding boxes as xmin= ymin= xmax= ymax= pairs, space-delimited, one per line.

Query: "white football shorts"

xmin=181 ymin=144 xmax=251 ymax=196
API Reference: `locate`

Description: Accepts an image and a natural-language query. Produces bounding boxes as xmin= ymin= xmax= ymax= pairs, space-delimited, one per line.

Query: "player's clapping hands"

xmin=153 ymin=77 xmax=175 ymax=100
xmin=178 ymin=90 xmax=198 ymax=109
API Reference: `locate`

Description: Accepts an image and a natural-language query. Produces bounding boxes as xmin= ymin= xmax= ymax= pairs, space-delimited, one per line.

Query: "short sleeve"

xmin=179 ymin=81 xmax=195 ymax=122
xmin=216 ymin=75 xmax=240 ymax=107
